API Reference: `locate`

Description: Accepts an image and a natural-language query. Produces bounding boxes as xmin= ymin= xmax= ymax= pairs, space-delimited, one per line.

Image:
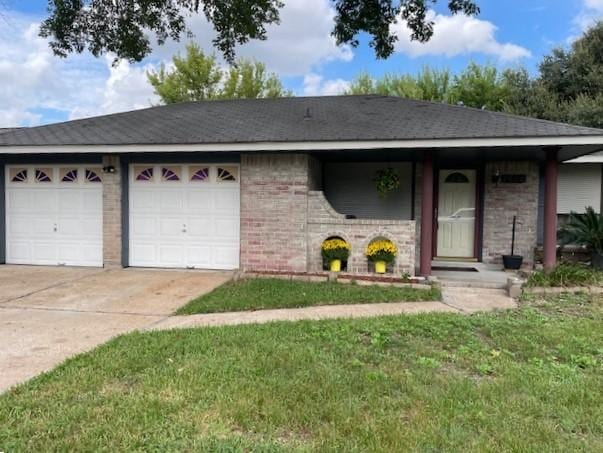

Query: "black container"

xmin=503 ymin=254 xmax=523 ymax=270
xmin=592 ymin=252 xmax=603 ymax=270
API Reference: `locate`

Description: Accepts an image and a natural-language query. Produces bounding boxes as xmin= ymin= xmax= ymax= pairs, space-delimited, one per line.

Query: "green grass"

xmin=176 ymin=278 xmax=441 ymax=315
xmin=525 ymin=263 xmax=603 ymax=288
xmin=1 ymin=294 xmax=602 ymax=451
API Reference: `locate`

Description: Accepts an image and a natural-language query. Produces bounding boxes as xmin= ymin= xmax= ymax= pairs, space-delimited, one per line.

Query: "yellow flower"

xmin=365 ymin=240 xmax=397 ymax=258
xmin=321 ymin=238 xmax=350 ymax=251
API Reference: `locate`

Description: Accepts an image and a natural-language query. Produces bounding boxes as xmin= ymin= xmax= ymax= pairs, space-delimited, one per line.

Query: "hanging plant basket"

xmin=373 ymin=168 xmax=400 ymax=199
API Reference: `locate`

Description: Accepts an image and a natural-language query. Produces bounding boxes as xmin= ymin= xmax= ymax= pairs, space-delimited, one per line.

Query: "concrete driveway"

xmin=0 ymin=265 xmax=231 ymax=393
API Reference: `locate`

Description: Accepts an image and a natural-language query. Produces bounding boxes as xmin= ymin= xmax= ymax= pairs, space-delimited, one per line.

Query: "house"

xmin=1 ymin=95 xmax=602 ymax=277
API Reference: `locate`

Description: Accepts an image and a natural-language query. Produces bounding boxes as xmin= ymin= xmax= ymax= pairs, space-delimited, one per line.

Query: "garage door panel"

xmin=131 ymin=216 xmax=157 ymax=236
xmin=158 ymin=244 xmax=185 ymax=266
xmin=187 ymin=190 xmax=212 ymax=210
xmin=32 ymin=191 xmax=57 ymax=212
xmin=130 ymin=243 xmax=158 ymax=265
xmin=186 ymin=218 xmax=214 ymax=237
xmin=129 ymin=163 xmax=239 ymax=269
xmin=5 ymin=165 xmax=103 ymax=267
xmin=212 ymin=245 xmax=240 ymax=269
xmin=186 ymin=245 xmax=212 ymax=267
xmin=213 ymin=218 xmax=239 ymax=238
xmin=212 ymin=189 xmax=239 ymax=211
xmin=8 ymin=242 xmax=31 ymax=262
xmin=131 ymin=190 xmax=157 ymax=210
xmin=160 ymin=191 xmax=184 ymax=211
xmin=159 ymin=218 xmax=184 ymax=236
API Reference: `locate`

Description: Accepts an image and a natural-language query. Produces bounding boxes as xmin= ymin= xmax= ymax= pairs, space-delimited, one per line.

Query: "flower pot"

xmin=592 ymin=252 xmax=603 ymax=270
xmin=502 ymin=254 xmax=523 ymax=270
xmin=374 ymin=260 xmax=387 ymax=274
xmin=330 ymin=259 xmax=342 ymax=272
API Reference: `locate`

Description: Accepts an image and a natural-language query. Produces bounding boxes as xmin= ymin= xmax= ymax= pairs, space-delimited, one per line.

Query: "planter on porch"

xmin=592 ymin=252 xmax=603 ymax=270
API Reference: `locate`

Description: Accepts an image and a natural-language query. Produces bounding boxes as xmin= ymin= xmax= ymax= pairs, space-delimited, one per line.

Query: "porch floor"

xmin=431 ymin=261 xmax=518 ymax=289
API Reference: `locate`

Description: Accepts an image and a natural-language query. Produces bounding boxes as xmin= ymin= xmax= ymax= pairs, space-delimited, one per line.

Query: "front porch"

xmin=304 ymin=145 xmax=565 ymax=277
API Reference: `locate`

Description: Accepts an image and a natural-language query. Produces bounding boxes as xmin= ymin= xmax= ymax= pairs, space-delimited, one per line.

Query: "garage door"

xmin=129 ymin=164 xmax=240 ymax=269
xmin=5 ymin=165 xmax=103 ymax=267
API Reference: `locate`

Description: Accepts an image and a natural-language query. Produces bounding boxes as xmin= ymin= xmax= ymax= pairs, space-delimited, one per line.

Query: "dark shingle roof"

xmin=0 ymin=127 xmax=21 ymax=135
xmin=1 ymin=95 xmax=602 ymax=147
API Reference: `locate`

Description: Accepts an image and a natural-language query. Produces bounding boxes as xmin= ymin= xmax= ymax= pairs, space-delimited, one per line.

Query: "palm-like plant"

xmin=558 ymin=207 xmax=603 ymax=255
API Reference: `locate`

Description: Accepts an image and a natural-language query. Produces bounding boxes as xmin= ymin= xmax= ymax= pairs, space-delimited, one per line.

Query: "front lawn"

xmin=525 ymin=263 xmax=603 ymax=288
xmin=1 ymin=294 xmax=602 ymax=451
xmin=176 ymin=277 xmax=440 ymax=315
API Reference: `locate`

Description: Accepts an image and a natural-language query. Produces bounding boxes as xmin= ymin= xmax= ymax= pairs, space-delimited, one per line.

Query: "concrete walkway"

xmin=150 ymin=288 xmax=518 ymax=331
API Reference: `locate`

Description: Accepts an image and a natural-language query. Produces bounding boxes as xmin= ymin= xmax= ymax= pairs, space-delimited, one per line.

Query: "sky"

xmin=0 ymin=0 xmax=601 ymax=127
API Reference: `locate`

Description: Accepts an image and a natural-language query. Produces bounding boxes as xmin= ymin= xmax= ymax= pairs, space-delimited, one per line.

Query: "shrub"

xmin=366 ymin=239 xmax=397 ymax=263
xmin=321 ymin=238 xmax=350 ymax=262
xmin=525 ymin=263 xmax=603 ymax=288
xmin=559 ymin=207 xmax=603 ymax=254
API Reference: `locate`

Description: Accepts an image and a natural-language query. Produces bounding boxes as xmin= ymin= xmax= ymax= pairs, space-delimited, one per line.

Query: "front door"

xmin=436 ymin=169 xmax=476 ymax=259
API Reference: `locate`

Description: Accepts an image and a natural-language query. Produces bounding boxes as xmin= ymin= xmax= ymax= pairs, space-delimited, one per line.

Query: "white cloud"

xmin=392 ymin=10 xmax=531 ymax=61
xmin=0 ymin=14 xmax=158 ymax=126
xmin=573 ymin=0 xmax=603 ymax=32
xmin=0 ymin=0 xmax=354 ymax=126
xmin=303 ymin=73 xmax=350 ymax=96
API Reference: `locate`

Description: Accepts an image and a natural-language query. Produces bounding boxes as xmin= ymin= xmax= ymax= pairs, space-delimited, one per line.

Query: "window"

xmin=162 ymin=166 xmax=181 ymax=181
xmin=10 ymin=168 xmax=27 ymax=183
xmin=60 ymin=168 xmax=78 ymax=182
xmin=190 ymin=167 xmax=210 ymax=182
xmin=217 ymin=166 xmax=238 ymax=182
xmin=134 ymin=167 xmax=154 ymax=182
xmin=85 ymin=169 xmax=102 ymax=183
xmin=35 ymin=168 xmax=52 ymax=183
xmin=444 ymin=172 xmax=470 ymax=184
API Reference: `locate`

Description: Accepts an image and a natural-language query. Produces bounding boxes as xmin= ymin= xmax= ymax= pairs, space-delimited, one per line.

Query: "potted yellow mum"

xmin=366 ymin=239 xmax=397 ymax=274
xmin=321 ymin=238 xmax=350 ymax=272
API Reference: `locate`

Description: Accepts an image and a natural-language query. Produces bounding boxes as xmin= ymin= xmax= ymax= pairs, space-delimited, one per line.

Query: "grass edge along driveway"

xmin=1 ymin=293 xmax=601 ymax=451
xmin=176 ymin=277 xmax=441 ymax=315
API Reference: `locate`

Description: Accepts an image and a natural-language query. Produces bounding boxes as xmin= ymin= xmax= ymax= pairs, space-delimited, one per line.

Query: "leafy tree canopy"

xmin=40 ymin=1 xmax=479 ymax=63
xmin=147 ymin=43 xmax=290 ymax=103
xmin=346 ymin=21 xmax=603 ymax=128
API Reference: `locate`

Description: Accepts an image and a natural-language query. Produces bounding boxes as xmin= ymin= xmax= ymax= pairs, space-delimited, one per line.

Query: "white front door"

xmin=5 ymin=165 xmax=103 ymax=267
xmin=129 ymin=164 xmax=240 ymax=269
xmin=436 ymin=169 xmax=476 ymax=259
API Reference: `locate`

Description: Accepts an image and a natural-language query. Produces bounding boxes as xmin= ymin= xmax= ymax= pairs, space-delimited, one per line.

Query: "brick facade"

xmin=102 ymin=154 xmax=122 ymax=267
xmin=239 ymin=153 xmax=416 ymax=275
xmin=307 ymin=191 xmax=416 ymax=274
xmin=482 ymin=161 xmax=539 ymax=267
xmin=240 ymin=154 xmax=310 ymax=272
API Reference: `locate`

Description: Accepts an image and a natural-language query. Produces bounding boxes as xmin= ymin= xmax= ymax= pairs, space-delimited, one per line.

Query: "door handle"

xmin=53 ymin=223 xmax=58 ymax=232
xmin=182 ymin=224 xmax=187 ymax=233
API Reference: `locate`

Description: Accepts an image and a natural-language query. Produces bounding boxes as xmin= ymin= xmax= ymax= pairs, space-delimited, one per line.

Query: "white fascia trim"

xmin=2 ymin=135 xmax=603 ymax=154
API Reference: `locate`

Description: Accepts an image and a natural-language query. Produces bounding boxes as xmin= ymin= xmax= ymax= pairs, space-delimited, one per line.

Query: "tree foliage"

xmin=40 ymin=1 xmax=479 ymax=63
xmin=347 ymin=21 xmax=603 ymax=128
xmin=147 ymin=43 xmax=290 ymax=103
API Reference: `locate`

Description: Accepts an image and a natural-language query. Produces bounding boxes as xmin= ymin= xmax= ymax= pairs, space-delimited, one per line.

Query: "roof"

xmin=0 ymin=127 xmax=21 ymax=135
xmin=567 ymin=150 xmax=603 ymax=163
xmin=1 ymin=95 xmax=602 ymax=147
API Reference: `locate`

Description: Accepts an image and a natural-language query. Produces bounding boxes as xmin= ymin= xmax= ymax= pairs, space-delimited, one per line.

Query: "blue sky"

xmin=0 ymin=0 xmax=601 ymax=127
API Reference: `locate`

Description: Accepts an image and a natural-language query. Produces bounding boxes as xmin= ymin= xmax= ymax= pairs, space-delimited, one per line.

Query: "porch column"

xmin=543 ymin=148 xmax=558 ymax=270
xmin=420 ymin=151 xmax=434 ymax=276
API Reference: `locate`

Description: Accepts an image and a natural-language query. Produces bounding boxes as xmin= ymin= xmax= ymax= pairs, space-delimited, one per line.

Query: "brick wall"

xmin=102 ymin=154 xmax=122 ymax=267
xmin=307 ymin=191 xmax=416 ymax=275
xmin=240 ymin=154 xmax=309 ymax=272
xmin=482 ymin=161 xmax=539 ymax=267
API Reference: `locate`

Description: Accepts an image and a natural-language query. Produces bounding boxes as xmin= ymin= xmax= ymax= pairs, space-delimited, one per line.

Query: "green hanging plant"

xmin=373 ymin=167 xmax=400 ymax=199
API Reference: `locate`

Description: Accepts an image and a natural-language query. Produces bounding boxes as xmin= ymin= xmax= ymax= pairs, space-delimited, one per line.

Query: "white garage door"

xmin=5 ymin=165 xmax=103 ymax=267
xmin=129 ymin=164 xmax=240 ymax=269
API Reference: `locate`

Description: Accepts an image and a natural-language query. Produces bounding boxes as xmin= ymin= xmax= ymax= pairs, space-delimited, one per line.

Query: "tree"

xmin=347 ymin=67 xmax=452 ymax=102
xmin=147 ymin=43 xmax=289 ymax=103
xmin=39 ymin=1 xmax=479 ymax=64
